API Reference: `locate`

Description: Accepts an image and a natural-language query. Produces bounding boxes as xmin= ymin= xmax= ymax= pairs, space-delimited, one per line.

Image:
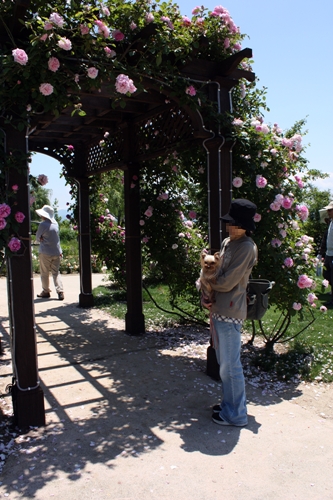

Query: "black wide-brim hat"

xmin=221 ymin=198 xmax=257 ymax=232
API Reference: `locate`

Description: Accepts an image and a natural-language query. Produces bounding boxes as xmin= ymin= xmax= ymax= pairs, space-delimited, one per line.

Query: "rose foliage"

xmin=0 ymin=0 xmax=326 ymax=344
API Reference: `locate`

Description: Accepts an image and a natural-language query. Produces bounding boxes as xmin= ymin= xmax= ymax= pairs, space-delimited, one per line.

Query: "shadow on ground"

xmin=0 ymin=302 xmax=304 ymax=498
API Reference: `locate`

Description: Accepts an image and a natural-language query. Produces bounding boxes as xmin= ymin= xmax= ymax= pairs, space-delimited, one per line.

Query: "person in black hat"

xmin=35 ymin=205 xmax=64 ymax=300
xmin=206 ymin=199 xmax=258 ymax=426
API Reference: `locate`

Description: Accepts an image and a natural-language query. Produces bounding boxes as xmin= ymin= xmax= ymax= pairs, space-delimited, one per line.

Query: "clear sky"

xmin=30 ymin=0 xmax=333 ymax=208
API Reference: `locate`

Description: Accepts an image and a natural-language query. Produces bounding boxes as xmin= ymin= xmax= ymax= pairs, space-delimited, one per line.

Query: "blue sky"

xmin=30 ymin=0 xmax=333 ymax=208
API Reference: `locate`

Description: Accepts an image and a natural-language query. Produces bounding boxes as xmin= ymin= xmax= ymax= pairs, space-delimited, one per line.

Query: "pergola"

xmin=1 ymin=9 xmax=254 ymax=427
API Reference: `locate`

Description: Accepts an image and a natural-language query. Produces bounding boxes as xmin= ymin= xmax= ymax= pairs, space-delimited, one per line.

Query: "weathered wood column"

xmin=76 ymin=175 xmax=94 ymax=307
xmin=123 ymin=161 xmax=145 ymax=334
xmin=204 ymin=81 xmax=236 ymax=380
xmin=204 ymin=82 xmax=234 ymax=253
xmin=5 ymin=127 xmax=45 ymax=427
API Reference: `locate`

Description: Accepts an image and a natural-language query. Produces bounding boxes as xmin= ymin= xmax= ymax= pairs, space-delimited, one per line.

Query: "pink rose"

xmin=95 ymin=20 xmax=110 ymax=38
xmin=232 ymin=177 xmax=243 ymax=188
xmin=145 ymin=13 xmax=154 ymax=23
xmin=48 ymin=57 xmax=60 ymax=72
xmin=39 ymin=83 xmax=54 ymax=96
xmin=37 ymin=174 xmax=48 ymax=185
xmin=67 ymin=145 xmax=74 ymax=152
xmin=0 ymin=219 xmax=6 ymax=230
xmin=12 ymin=185 xmax=19 ymax=192
xmin=112 ymin=29 xmax=125 ymax=41
xmin=49 ymin=12 xmax=64 ymax=28
xmin=182 ymin=16 xmax=192 ymax=26
xmin=232 ymin=118 xmax=243 ymax=126
xmin=115 ymin=74 xmax=137 ymax=94
xmin=44 ymin=22 xmax=53 ymax=30
xmin=40 ymin=34 xmax=48 ymax=41
xmin=189 ymin=210 xmax=197 ymax=220
xmin=307 ymin=293 xmax=317 ymax=304
xmin=80 ymin=24 xmax=90 ymax=35
xmin=0 ymin=203 xmax=11 ymax=218
xmin=8 ymin=237 xmax=21 ymax=252
xmin=130 ymin=21 xmax=137 ymax=30
xmin=57 ymin=37 xmax=72 ymax=51
xmin=292 ymin=302 xmax=302 ymax=311
xmin=297 ymin=274 xmax=313 ymax=289
xmin=15 ymin=211 xmax=25 ymax=223
xmin=12 ymin=48 xmax=28 ymax=65
xmin=271 ymin=238 xmax=282 ymax=248
xmin=322 ymin=279 xmax=329 ymax=288
xmin=320 ymin=305 xmax=327 ymax=312
xmin=296 ymin=204 xmax=309 ymax=221
xmin=104 ymin=47 xmax=116 ymax=58
xmin=281 ymin=196 xmax=293 ymax=209
xmin=139 ymin=220 xmax=145 ymax=226
xmin=270 ymin=202 xmax=281 ymax=212
xmin=87 ymin=67 xmax=99 ymax=79
xmin=224 ymin=38 xmax=230 ymax=49
xmin=144 ymin=206 xmax=153 ymax=218
xmin=256 ymin=175 xmax=267 ymax=188
xmin=185 ymin=85 xmax=196 ymax=96
xmin=101 ymin=6 xmax=110 ymax=16
xmin=253 ymin=213 xmax=261 ymax=222
xmin=284 ymin=257 xmax=293 ymax=268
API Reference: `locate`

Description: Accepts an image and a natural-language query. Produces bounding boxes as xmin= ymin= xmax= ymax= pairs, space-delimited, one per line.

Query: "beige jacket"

xmin=210 ymin=235 xmax=258 ymax=319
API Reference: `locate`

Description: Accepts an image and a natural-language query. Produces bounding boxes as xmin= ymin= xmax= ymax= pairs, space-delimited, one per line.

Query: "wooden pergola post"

xmin=76 ymin=175 xmax=94 ymax=308
xmin=124 ymin=163 xmax=145 ymax=334
xmin=5 ymin=127 xmax=45 ymax=427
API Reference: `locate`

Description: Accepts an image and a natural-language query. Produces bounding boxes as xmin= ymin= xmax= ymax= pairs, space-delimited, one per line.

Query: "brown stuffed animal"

xmin=199 ymin=250 xmax=222 ymax=303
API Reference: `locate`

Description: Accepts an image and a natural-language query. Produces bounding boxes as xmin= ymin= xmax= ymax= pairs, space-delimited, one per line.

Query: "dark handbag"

xmin=246 ymin=279 xmax=274 ymax=320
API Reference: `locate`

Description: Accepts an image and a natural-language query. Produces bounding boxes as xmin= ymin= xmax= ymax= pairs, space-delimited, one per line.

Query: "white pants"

xmin=39 ymin=253 xmax=63 ymax=294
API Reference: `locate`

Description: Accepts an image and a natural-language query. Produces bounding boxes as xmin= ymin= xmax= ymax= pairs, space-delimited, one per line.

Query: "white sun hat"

xmin=35 ymin=205 xmax=56 ymax=223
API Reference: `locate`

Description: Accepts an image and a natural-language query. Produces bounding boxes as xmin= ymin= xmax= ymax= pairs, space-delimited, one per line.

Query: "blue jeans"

xmin=213 ymin=319 xmax=248 ymax=426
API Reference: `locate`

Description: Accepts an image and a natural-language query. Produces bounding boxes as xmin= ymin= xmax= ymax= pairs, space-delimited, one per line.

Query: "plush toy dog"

xmin=198 ymin=250 xmax=222 ymax=303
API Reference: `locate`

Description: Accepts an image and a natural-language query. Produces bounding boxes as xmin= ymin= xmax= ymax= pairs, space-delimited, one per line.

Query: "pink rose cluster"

xmin=95 ymin=20 xmax=110 ymax=38
xmin=115 ymin=74 xmax=137 ymax=94
xmin=209 ymin=5 xmax=238 ymax=35
xmin=281 ymin=134 xmax=302 ymax=153
xmin=161 ymin=16 xmax=174 ymax=30
xmin=294 ymin=175 xmax=304 ymax=189
xmin=270 ymin=194 xmax=294 ymax=212
xmin=296 ymin=204 xmax=309 ymax=221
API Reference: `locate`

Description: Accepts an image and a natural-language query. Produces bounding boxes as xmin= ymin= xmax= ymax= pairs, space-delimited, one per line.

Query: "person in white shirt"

xmin=322 ymin=201 xmax=333 ymax=306
xmin=35 ymin=205 xmax=64 ymax=300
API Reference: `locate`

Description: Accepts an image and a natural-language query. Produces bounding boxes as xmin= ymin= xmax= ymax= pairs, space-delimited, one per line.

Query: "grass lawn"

xmin=93 ymin=282 xmax=333 ymax=383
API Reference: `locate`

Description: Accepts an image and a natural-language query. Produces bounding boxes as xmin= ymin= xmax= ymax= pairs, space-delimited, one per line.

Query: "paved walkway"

xmin=0 ymin=274 xmax=333 ymax=499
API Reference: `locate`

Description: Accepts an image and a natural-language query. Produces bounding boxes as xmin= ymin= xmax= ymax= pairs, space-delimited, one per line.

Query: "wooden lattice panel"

xmin=135 ymin=105 xmax=194 ymax=158
xmin=86 ymin=132 xmax=125 ymax=174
